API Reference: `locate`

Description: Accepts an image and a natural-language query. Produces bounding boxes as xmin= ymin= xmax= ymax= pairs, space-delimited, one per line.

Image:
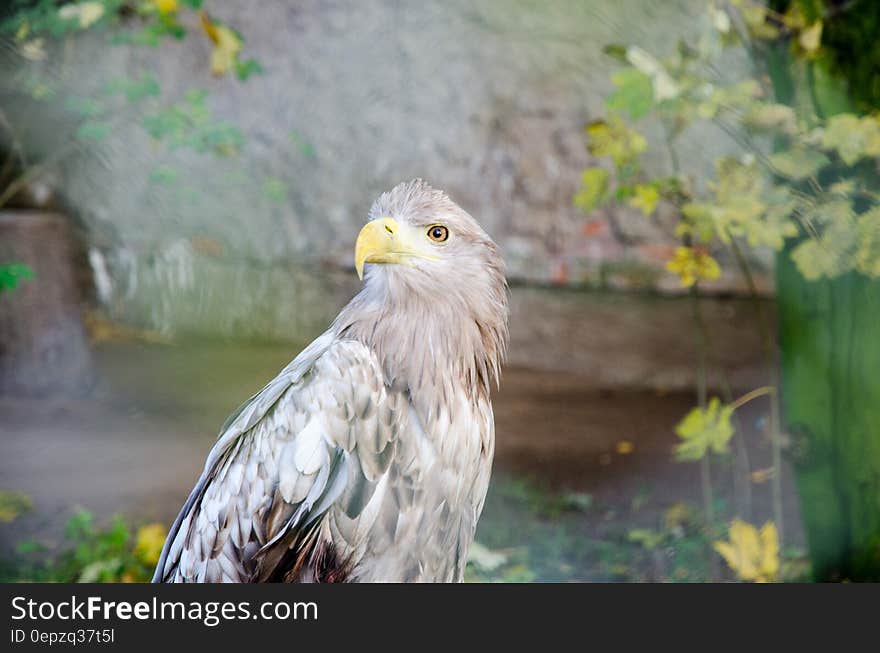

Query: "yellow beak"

xmin=355 ymin=217 xmax=432 ymax=280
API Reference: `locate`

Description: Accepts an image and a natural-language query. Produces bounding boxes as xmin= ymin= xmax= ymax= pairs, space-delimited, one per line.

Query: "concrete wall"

xmin=3 ymin=0 xmax=772 ymax=388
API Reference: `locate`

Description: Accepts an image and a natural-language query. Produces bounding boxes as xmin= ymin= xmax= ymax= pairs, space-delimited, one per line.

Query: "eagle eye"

xmin=427 ymin=225 xmax=449 ymax=242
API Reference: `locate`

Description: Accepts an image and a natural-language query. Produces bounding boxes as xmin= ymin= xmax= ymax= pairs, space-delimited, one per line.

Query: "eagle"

xmin=153 ymin=180 xmax=509 ymax=582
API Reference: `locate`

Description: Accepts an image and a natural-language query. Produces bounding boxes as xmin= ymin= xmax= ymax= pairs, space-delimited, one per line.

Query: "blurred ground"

xmin=0 ymin=335 xmax=803 ymax=581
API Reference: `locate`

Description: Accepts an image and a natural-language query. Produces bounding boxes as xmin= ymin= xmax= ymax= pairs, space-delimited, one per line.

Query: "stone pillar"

xmin=0 ymin=211 xmax=94 ymax=396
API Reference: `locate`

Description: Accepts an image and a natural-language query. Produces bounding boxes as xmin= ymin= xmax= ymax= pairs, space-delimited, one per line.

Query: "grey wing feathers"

xmin=152 ymin=336 xmax=393 ymax=583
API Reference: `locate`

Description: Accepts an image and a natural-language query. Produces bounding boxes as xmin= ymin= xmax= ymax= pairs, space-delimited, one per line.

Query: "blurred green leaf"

xmin=606 ymin=68 xmax=654 ymax=119
xmin=262 ymin=177 xmax=288 ymax=204
xmin=16 ymin=538 xmax=46 ymax=556
xmin=75 ymin=120 xmax=112 ymax=142
xmin=64 ymin=96 xmax=105 ymax=118
xmin=768 ymin=148 xmax=829 ymax=180
xmin=289 ymin=131 xmax=317 ymax=158
xmin=855 ymin=207 xmax=880 ymax=277
xmin=235 ymin=58 xmax=263 ymax=81
xmin=602 ymin=43 xmax=629 ymax=63
xmin=144 ymin=91 xmax=243 ymax=154
xmin=789 ymin=199 xmax=856 ymax=280
xmin=625 ymin=46 xmax=680 ymax=102
xmin=148 ymin=165 xmax=180 ymax=185
xmin=21 ymin=75 xmax=56 ymax=101
xmin=0 ymin=263 xmax=35 ymax=293
xmin=105 ymin=75 xmax=161 ymax=102
xmin=560 ymin=492 xmax=593 ymax=512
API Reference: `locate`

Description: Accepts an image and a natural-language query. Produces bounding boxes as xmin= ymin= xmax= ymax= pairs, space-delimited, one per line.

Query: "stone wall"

xmin=2 ymin=1 xmax=773 ymax=388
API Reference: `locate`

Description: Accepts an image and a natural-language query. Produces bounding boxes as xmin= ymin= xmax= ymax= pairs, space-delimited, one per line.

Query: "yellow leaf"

xmin=20 ymin=38 xmax=47 ymax=62
xmin=749 ymin=467 xmax=775 ymax=484
xmin=799 ymin=21 xmax=823 ymax=54
xmin=58 ymin=2 xmax=105 ymax=29
xmin=759 ymin=522 xmax=780 ymax=581
xmin=616 ymin=440 xmax=634 ymax=455
xmin=586 ymin=115 xmax=647 ymax=168
xmin=200 ymin=12 xmax=242 ymax=76
xmin=673 ymin=397 xmax=734 ymax=461
xmin=15 ymin=21 xmax=29 ymax=42
xmin=153 ymin=0 xmax=179 ymax=16
xmin=665 ymin=246 xmax=721 ymax=288
xmin=714 ymin=519 xmax=779 ymax=582
xmin=625 ymin=46 xmax=679 ymax=102
xmin=574 ymin=168 xmax=610 ymax=212
xmin=133 ymin=523 xmax=167 ymax=566
xmin=628 ymin=184 xmax=659 ymax=216
xmin=782 ymin=5 xmax=807 ymax=30
xmin=0 ymin=491 xmax=33 ymax=523
xmin=741 ymin=4 xmax=779 ymax=39
xmin=710 ymin=6 xmax=731 ymax=34
xmin=664 ymin=502 xmax=693 ymax=531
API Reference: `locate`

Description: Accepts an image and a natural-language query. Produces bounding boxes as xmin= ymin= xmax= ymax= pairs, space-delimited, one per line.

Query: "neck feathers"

xmin=334 ymin=270 xmax=508 ymax=401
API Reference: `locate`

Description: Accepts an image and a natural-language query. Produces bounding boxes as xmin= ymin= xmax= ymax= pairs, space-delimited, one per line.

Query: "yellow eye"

xmin=427 ymin=225 xmax=449 ymax=242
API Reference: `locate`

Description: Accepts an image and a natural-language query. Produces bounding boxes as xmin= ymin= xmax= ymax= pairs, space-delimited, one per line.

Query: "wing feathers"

xmin=154 ymin=337 xmax=391 ymax=583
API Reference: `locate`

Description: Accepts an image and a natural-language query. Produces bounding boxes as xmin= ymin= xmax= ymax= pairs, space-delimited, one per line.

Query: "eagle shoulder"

xmin=153 ymin=336 xmax=395 ymax=582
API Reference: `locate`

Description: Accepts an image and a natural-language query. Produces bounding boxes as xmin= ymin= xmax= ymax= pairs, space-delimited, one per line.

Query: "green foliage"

xmin=289 ymin=130 xmax=317 ymax=159
xmin=1 ymin=0 xmax=114 ymax=39
xmin=779 ymin=0 xmax=880 ymax=112
xmin=821 ymin=113 xmax=880 ymax=165
xmin=585 ymin=116 xmax=646 ymax=174
xmin=105 ymin=74 xmax=161 ymax=102
xmin=575 ymin=1 xmax=880 ymax=285
xmin=468 ymin=475 xmax=805 ymax=582
xmin=143 ymin=90 xmax=243 ymax=154
xmin=0 ymin=263 xmax=34 ymax=292
xmin=4 ymin=509 xmax=164 ymax=583
xmin=75 ymin=119 xmax=112 ymax=142
xmin=0 ymin=0 xmax=282 ymax=211
xmin=261 ymin=177 xmax=288 ymax=204
xmin=768 ymin=147 xmax=829 ymax=180
xmin=606 ymin=68 xmax=654 ymax=120
xmin=1 ymin=481 xmax=803 ymax=583
xmin=235 ymin=58 xmax=263 ymax=82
